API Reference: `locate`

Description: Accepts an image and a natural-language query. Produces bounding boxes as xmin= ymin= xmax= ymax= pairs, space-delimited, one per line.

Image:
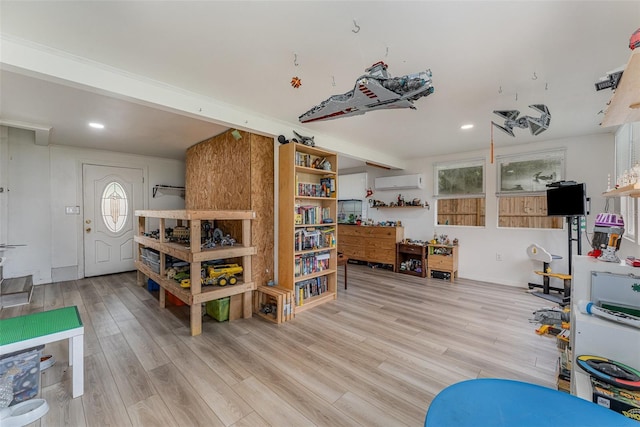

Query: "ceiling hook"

xmin=294 ymin=53 xmax=298 ymax=67
xmin=545 ymin=82 xmax=549 ymax=90
xmin=332 ymin=76 xmax=336 ymax=87
xmin=498 ymin=86 xmax=502 ymax=94
xmin=515 ymin=92 xmax=518 ymax=101
xmin=532 ymin=72 xmax=538 ymax=80
xmin=352 ymin=19 xmax=360 ymax=34
xmin=385 ymin=46 xmax=389 ymax=57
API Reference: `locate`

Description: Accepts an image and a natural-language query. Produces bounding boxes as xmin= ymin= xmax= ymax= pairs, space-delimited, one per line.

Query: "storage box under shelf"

xmin=206 ymin=297 xmax=230 ymax=322
xmin=253 ymin=285 xmax=293 ymax=324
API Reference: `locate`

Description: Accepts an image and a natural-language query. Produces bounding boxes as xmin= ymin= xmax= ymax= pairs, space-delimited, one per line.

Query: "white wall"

xmin=362 ymin=133 xmax=637 ymax=287
xmin=7 ymin=127 xmax=635 ymax=289
xmin=6 ymin=128 xmax=52 ymax=283
xmin=3 ymin=127 xmax=185 ymax=284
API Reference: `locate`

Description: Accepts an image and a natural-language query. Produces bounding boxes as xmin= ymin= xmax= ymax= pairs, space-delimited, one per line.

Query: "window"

xmin=101 ymin=181 xmax=128 ymax=233
xmin=434 ymin=159 xmax=485 ymax=226
xmin=620 ymin=196 xmax=636 ymax=243
xmin=496 ymin=150 xmax=565 ymax=229
xmin=615 ymin=123 xmax=640 ymax=242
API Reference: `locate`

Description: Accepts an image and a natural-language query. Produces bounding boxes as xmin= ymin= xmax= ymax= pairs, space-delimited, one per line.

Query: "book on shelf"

xmin=294 ymin=275 xmax=329 ymax=306
xmin=294 ymin=251 xmax=331 ymax=277
xmin=296 ymin=152 xmax=312 ymax=168
xmin=320 ymin=177 xmax=336 ymax=196
xmin=294 ymin=205 xmax=334 ymax=225
xmin=298 ymin=181 xmax=331 ymax=198
xmin=294 ymin=226 xmax=335 ymax=251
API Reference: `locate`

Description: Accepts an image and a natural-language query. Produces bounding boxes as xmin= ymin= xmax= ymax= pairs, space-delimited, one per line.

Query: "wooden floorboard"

xmin=1 ymin=265 xmax=561 ymax=426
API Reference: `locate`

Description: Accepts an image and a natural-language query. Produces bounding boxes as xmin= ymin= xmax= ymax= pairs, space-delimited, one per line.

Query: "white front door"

xmin=83 ymin=164 xmax=143 ymax=277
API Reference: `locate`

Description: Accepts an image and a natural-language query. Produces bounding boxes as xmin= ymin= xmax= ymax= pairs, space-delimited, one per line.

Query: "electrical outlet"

xmin=496 ymin=253 xmax=502 ymax=261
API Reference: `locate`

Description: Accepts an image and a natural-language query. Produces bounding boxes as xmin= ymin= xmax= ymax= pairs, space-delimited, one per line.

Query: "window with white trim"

xmin=615 ymin=123 xmax=639 ymax=243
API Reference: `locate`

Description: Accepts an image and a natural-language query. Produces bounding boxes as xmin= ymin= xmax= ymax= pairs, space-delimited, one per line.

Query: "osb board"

xmin=186 ymin=130 xmax=251 ymax=210
xmin=250 ymin=133 xmax=275 ymax=289
xmin=185 ymin=130 xmax=274 ymax=292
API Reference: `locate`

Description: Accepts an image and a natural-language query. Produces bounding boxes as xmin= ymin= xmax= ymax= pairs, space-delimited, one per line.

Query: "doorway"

xmin=83 ymin=164 xmax=143 ymax=277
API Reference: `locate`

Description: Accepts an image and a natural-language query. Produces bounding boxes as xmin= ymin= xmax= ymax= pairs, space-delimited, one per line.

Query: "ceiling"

xmin=1 ymin=1 xmax=638 ymax=170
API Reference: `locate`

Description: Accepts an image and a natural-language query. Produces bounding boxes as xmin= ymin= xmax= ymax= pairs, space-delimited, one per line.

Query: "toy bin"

xmin=166 ymin=292 xmax=185 ymax=306
xmin=0 ymin=345 xmax=44 ymax=406
xmin=206 ymin=297 xmax=230 ymax=322
xmin=147 ymin=278 xmax=160 ymax=292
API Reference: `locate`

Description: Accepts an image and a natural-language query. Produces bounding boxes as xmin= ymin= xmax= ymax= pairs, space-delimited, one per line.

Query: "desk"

xmin=0 ymin=306 xmax=84 ymax=398
xmin=337 ymin=254 xmax=348 ymax=289
xmin=425 ymin=378 xmax=637 ymax=426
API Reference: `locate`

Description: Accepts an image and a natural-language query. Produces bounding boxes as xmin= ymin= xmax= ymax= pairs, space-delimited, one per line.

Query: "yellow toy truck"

xmin=203 ymin=263 xmax=243 ymax=286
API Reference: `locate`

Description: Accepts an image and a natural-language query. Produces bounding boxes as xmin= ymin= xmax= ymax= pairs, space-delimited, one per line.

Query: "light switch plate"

xmin=65 ymin=206 xmax=80 ymax=215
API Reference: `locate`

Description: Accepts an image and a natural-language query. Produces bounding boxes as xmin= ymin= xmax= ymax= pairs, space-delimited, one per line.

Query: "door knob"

xmin=85 ymin=227 xmax=92 ymax=233
xmin=85 ymin=219 xmax=91 ymax=224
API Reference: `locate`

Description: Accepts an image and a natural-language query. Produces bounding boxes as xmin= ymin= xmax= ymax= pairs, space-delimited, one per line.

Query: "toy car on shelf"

xmin=203 ymin=263 xmax=243 ymax=286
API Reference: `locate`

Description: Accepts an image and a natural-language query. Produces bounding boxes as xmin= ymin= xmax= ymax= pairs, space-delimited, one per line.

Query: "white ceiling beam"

xmin=0 ymin=35 xmax=406 ymax=169
xmin=0 ymin=119 xmax=51 ymax=146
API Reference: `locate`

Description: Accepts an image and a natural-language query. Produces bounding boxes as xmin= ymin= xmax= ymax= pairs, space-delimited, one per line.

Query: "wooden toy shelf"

xmin=134 ymin=209 xmax=256 ymax=336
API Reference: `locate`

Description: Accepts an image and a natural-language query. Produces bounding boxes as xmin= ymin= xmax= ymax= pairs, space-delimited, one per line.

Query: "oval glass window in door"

xmin=101 ymin=181 xmax=128 ymax=233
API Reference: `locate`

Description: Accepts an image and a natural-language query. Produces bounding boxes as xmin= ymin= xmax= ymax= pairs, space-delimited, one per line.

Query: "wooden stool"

xmin=337 ymin=253 xmax=348 ymax=289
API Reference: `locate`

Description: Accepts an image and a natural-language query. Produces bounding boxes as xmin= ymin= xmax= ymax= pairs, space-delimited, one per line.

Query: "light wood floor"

xmin=1 ymin=265 xmax=560 ymax=427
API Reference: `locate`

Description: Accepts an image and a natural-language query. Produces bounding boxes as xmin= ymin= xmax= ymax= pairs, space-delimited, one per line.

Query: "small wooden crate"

xmin=253 ymin=285 xmax=294 ymax=324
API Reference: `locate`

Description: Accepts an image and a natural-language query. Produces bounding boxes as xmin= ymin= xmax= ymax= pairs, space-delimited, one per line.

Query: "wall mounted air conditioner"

xmin=374 ymin=174 xmax=424 ymax=190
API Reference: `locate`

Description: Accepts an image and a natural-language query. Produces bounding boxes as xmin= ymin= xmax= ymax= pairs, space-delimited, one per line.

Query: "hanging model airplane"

xmin=492 ymin=104 xmax=551 ymax=137
xmin=298 ymin=61 xmax=434 ymax=123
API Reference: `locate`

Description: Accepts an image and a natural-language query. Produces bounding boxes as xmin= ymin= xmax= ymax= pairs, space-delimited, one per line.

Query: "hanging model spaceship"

xmin=492 ymin=104 xmax=551 ymax=137
xmin=298 ymin=61 xmax=434 ymax=123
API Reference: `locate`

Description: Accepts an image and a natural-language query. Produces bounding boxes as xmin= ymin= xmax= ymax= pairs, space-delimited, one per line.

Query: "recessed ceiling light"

xmin=461 ymin=124 xmax=474 ymax=130
xmin=89 ymin=122 xmax=105 ymax=129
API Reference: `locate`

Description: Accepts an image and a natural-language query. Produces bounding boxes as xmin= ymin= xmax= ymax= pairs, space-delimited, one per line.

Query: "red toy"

xmin=626 ymin=256 xmax=640 ymax=267
xmin=630 ymin=28 xmax=640 ymax=50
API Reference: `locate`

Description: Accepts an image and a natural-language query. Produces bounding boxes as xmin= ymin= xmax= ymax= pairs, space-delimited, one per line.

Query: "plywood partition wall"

xmin=185 ymin=129 xmax=275 ymax=318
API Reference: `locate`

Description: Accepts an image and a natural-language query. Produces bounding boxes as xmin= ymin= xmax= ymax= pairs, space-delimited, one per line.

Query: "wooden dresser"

xmin=337 ymin=225 xmax=404 ymax=270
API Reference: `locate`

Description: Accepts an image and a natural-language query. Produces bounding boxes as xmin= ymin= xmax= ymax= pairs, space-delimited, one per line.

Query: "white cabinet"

xmin=570 ymin=256 xmax=640 ymax=400
xmin=338 ymin=173 xmax=367 ymax=200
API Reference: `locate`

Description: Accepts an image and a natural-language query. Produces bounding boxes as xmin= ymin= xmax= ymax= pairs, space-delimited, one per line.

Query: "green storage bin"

xmin=206 ymin=297 xmax=230 ymax=322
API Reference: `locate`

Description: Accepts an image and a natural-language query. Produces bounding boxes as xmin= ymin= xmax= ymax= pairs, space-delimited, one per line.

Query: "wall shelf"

xmin=602 ymin=182 xmax=640 ymax=198
xmin=152 ymin=185 xmax=185 ymax=198
xmin=374 ymin=205 xmax=428 ymax=210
